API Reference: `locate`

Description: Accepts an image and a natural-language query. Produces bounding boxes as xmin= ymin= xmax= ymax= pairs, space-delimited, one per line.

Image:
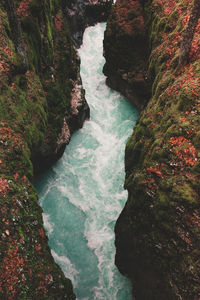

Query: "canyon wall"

xmin=0 ymin=0 xmax=111 ymax=298
xmin=62 ymin=0 xmax=112 ymax=47
xmin=104 ymin=0 xmax=200 ymax=299
xmin=103 ymin=0 xmax=151 ymax=110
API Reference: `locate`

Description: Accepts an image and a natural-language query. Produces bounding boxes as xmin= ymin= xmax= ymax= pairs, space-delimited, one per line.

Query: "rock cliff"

xmin=0 ymin=0 xmax=110 ymax=298
xmin=62 ymin=0 xmax=112 ymax=47
xmin=103 ymin=0 xmax=151 ymax=110
xmin=104 ymin=0 xmax=200 ymax=299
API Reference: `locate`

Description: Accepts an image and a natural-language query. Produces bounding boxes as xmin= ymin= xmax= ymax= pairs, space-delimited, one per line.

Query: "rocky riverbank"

xmin=104 ymin=0 xmax=200 ymax=299
xmin=0 ymin=0 xmax=111 ymax=298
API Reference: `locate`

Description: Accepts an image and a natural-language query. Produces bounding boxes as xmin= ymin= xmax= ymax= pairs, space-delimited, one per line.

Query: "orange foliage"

xmin=169 ymin=136 xmax=197 ymax=167
xmin=0 ymin=244 xmax=26 ymax=299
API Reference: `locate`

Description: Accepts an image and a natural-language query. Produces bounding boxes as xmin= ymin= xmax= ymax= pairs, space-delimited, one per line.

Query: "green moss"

xmin=157 ymin=190 xmax=170 ymax=205
xmin=177 ymin=95 xmax=190 ymax=111
xmin=113 ymin=0 xmax=200 ymax=298
xmin=173 ymin=183 xmax=198 ymax=204
xmin=193 ymin=132 xmax=200 ymax=148
xmin=21 ymin=17 xmax=42 ymax=70
xmin=0 ymin=1 xmax=80 ymax=298
xmin=134 ymin=123 xmax=150 ymax=141
xmin=46 ymin=14 xmax=54 ymax=48
xmin=154 ymin=73 xmax=174 ymax=98
xmin=150 ymin=15 xmax=164 ymax=48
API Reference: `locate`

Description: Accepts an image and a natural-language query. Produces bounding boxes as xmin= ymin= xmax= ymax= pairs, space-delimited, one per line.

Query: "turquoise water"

xmin=35 ymin=23 xmax=138 ymax=300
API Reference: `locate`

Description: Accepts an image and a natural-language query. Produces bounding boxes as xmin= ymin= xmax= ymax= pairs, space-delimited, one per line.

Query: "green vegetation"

xmin=0 ymin=0 xmax=78 ymax=298
xmin=105 ymin=0 xmax=200 ymax=298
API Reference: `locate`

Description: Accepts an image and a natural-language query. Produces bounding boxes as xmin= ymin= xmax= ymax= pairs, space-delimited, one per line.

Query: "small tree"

xmin=179 ymin=0 xmax=200 ymax=65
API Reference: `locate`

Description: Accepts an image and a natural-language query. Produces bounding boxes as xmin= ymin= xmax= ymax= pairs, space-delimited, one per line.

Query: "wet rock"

xmin=104 ymin=0 xmax=200 ymax=299
xmin=103 ymin=0 xmax=151 ymax=110
xmin=62 ymin=0 xmax=113 ymax=47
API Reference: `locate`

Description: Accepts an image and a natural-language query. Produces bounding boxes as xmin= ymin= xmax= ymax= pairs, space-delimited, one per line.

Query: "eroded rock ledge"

xmin=104 ymin=0 xmax=200 ymax=299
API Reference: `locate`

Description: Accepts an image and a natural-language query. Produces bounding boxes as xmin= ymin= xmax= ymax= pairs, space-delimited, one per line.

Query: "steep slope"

xmin=103 ymin=0 xmax=151 ymax=109
xmin=0 ymin=1 xmax=85 ymax=298
xmin=62 ymin=0 xmax=112 ymax=47
xmin=0 ymin=0 xmax=114 ymax=297
xmin=104 ymin=0 xmax=200 ymax=299
xmin=0 ymin=0 xmax=113 ymax=298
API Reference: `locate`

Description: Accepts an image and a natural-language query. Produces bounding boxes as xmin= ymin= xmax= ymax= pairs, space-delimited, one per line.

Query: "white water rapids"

xmin=36 ymin=23 xmax=138 ymax=299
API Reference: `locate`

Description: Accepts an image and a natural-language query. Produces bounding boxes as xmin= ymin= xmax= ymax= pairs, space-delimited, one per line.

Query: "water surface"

xmin=36 ymin=23 xmax=138 ymax=300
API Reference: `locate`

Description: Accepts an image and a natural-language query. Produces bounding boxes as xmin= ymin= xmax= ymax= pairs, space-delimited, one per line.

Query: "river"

xmin=35 ymin=23 xmax=138 ymax=300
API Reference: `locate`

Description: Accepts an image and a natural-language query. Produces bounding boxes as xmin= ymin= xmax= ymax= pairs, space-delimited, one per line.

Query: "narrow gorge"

xmin=36 ymin=23 xmax=137 ymax=299
xmin=0 ymin=0 xmax=200 ymax=299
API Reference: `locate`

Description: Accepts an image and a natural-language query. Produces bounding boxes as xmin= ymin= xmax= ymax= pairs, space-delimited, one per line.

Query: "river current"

xmin=36 ymin=23 xmax=138 ymax=300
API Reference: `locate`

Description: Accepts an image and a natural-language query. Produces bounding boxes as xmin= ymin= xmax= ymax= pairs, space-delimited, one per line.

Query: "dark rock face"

xmin=62 ymin=0 xmax=85 ymax=48
xmin=103 ymin=0 xmax=151 ymax=110
xmin=0 ymin=0 xmax=113 ymax=297
xmin=0 ymin=0 xmax=81 ymax=297
xmin=115 ymin=204 xmax=177 ymax=300
xmin=115 ymin=200 xmax=177 ymax=300
xmin=85 ymin=0 xmax=113 ymax=25
xmin=33 ymin=0 xmax=112 ymax=175
xmin=33 ymin=73 xmax=90 ymax=176
xmin=104 ymin=0 xmax=200 ymax=299
xmin=104 ymin=71 xmax=149 ymax=110
xmin=62 ymin=0 xmax=112 ymax=47
xmin=66 ymin=78 xmax=90 ymax=132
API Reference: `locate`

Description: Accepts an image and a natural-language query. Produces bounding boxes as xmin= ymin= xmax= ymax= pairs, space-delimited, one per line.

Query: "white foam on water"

xmin=57 ymin=185 xmax=68 ymax=195
xmin=51 ymin=250 xmax=79 ymax=287
xmin=38 ymin=178 xmax=57 ymax=203
xmin=75 ymin=23 xmax=136 ymax=298
xmin=43 ymin=213 xmax=54 ymax=235
xmin=36 ymin=22 xmax=137 ymax=300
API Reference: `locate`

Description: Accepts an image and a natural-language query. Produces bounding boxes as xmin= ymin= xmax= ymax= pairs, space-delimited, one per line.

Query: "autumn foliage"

xmin=17 ymin=0 xmax=32 ymax=18
xmin=169 ymin=136 xmax=197 ymax=167
xmin=115 ymin=0 xmax=144 ymax=34
xmin=0 ymin=0 xmax=76 ymax=298
xmin=108 ymin=0 xmax=200 ymax=298
xmin=0 ymin=244 xmax=26 ymax=299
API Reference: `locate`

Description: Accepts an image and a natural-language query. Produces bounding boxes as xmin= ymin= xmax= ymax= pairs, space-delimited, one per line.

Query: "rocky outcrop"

xmin=33 ymin=66 xmax=90 ymax=175
xmin=104 ymin=0 xmax=200 ymax=299
xmin=103 ymin=0 xmax=151 ymax=110
xmin=0 ymin=0 xmax=113 ymax=297
xmin=39 ymin=76 xmax=90 ymax=170
xmin=62 ymin=0 xmax=112 ymax=47
xmin=84 ymin=0 xmax=113 ymax=25
xmin=0 ymin=0 xmax=90 ymax=298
